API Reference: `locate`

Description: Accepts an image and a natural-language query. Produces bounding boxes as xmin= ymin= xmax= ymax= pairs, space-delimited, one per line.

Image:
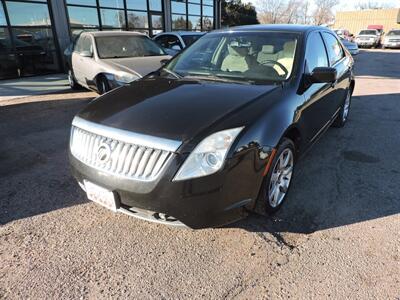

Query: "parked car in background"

xmin=69 ymin=25 xmax=355 ymax=228
xmin=355 ymin=29 xmax=381 ymax=48
xmin=340 ymin=37 xmax=359 ymax=55
xmin=153 ymin=32 xmax=205 ymax=55
xmin=64 ymin=31 xmax=171 ymax=94
xmin=382 ymin=29 xmax=400 ymax=49
xmin=334 ymin=29 xmax=352 ymax=41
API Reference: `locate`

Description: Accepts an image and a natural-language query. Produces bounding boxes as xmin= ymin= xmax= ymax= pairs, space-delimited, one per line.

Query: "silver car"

xmin=382 ymin=30 xmax=400 ymax=49
xmin=65 ymin=31 xmax=171 ymax=94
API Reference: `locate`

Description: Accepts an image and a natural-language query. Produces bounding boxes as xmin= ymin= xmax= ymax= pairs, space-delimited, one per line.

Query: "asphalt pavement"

xmin=0 ymin=49 xmax=399 ymax=299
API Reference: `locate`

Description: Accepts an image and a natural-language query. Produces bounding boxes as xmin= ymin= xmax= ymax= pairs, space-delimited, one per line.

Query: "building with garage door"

xmin=0 ymin=0 xmax=221 ymax=79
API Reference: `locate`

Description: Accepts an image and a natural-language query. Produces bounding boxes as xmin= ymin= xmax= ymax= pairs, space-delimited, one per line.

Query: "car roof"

xmin=157 ymin=31 xmax=205 ymax=36
xmin=212 ymin=24 xmax=328 ymax=34
xmin=85 ymin=31 xmax=146 ymax=37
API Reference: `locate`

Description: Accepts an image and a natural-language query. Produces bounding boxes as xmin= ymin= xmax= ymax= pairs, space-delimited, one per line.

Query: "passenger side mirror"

xmin=80 ymin=50 xmax=93 ymax=58
xmin=309 ymin=67 xmax=337 ymax=83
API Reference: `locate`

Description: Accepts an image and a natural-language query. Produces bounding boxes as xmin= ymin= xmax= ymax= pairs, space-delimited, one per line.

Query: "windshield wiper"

xmin=161 ymin=68 xmax=183 ymax=79
xmin=184 ymin=73 xmax=253 ymax=85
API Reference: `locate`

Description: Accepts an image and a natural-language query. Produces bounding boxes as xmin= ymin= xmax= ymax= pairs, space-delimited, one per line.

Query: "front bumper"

xmin=69 ymin=146 xmax=269 ymax=229
xmin=356 ymin=41 xmax=376 ymax=47
xmin=383 ymin=42 xmax=400 ymax=48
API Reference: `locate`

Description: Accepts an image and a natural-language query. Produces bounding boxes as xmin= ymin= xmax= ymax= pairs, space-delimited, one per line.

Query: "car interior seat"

xmin=277 ymin=40 xmax=296 ymax=77
xmin=221 ymin=44 xmax=251 ymax=73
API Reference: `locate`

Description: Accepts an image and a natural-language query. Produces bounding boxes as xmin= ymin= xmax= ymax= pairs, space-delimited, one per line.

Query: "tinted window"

xmin=322 ymin=32 xmax=344 ymax=66
xmin=127 ymin=11 xmax=148 ymax=28
xmin=149 ymin=0 xmax=162 ymax=11
xmin=99 ymin=0 xmax=124 ymax=9
xmin=68 ymin=6 xmax=99 ymax=27
xmin=0 ymin=3 xmax=6 ymax=26
xmin=95 ymin=35 xmax=165 ymax=58
xmin=6 ymin=2 xmax=51 ymax=26
xmin=126 ymin=0 xmax=147 ymax=10
xmin=155 ymin=35 xmax=182 ymax=49
xmin=305 ymin=32 xmax=328 ymax=72
xmin=182 ymin=34 xmax=202 ymax=46
xmin=100 ymin=9 xmax=126 ymax=28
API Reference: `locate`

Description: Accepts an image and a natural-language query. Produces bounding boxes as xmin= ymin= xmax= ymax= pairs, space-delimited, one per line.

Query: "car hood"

xmin=103 ymin=56 xmax=171 ymax=77
xmin=77 ymin=77 xmax=278 ymax=143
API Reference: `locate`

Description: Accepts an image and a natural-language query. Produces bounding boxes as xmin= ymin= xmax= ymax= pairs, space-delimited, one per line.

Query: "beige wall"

xmin=334 ymin=8 xmax=400 ymax=35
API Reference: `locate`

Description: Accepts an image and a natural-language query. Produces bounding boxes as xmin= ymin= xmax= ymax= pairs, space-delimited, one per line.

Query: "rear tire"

xmin=332 ymin=88 xmax=352 ymax=128
xmin=256 ymin=138 xmax=296 ymax=214
xmin=68 ymin=69 xmax=80 ymax=90
xmin=97 ymin=75 xmax=110 ymax=95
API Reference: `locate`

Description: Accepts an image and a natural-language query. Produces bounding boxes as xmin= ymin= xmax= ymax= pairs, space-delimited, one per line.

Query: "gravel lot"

xmin=1 ymin=49 xmax=399 ymax=299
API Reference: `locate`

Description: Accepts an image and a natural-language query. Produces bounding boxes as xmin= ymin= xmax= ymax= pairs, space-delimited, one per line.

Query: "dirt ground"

xmin=0 ymin=49 xmax=399 ymax=299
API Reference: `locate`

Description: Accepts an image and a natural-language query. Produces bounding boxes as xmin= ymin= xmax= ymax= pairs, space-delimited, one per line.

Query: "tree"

xmin=312 ymin=0 xmax=339 ymax=25
xmin=256 ymin=0 xmax=312 ymax=24
xmin=221 ymin=0 xmax=259 ymax=27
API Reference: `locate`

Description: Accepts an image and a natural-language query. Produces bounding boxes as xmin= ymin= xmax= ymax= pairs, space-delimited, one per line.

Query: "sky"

xmin=247 ymin=0 xmax=400 ymax=12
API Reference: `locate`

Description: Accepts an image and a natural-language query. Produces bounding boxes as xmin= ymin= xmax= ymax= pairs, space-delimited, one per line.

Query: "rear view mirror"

xmin=309 ymin=67 xmax=337 ymax=83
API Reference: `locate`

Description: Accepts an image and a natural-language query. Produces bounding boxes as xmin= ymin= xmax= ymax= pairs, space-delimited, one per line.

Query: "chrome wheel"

xmin=343 ymin=90 xmax=351 ymax=121
xmin=268 ymin=148 xmax=294 ymax=208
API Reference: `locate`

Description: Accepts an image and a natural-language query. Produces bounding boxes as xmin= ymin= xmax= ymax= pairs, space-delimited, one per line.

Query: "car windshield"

xmin=387 ymin=30 xmax=400 ymax=36
xmin=182 ymin=34 xmax=204 ymax=46
xmin=95 ymin=35 xmax=166 ymax=59
xmin=165 ymin=31 xmax=299 ymax=83
xmin=359 ymin=30 xmax=377 ymax=35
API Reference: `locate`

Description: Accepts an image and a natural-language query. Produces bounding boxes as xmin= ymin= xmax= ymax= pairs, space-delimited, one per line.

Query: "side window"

xmin=74 ymin=36 xmax=85 ymax=53
xmin=81 ymin=36 xmax=93 ymax=54
xmin=322 ymin=32 xmax=344 ymax=65
xmin=74 ymin=36 xmax=92 ymax=54
xmin=305 ymin=32 xmax=328 ymax=72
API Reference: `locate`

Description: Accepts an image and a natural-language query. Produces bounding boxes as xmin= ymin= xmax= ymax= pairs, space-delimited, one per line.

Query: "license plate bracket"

xmin=84 ymin=180 xmax=118 ymax=212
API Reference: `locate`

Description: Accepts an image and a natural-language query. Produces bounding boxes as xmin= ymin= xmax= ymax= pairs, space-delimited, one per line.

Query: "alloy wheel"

xmin=268 ymin=148 xmax=294 ymax=208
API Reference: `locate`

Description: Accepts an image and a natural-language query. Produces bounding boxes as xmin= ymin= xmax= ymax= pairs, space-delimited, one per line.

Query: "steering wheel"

xmin=259 ymin=60 xmax=288 ymax=78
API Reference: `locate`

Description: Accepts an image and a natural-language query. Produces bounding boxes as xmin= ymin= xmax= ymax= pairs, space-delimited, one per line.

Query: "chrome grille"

xmin=70 ymin=126 xmax=173 ymax=181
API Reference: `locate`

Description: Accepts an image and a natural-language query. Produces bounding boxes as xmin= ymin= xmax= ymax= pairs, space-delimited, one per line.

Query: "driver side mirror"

xmin=309 ymin=67 xmax=337 ymax=83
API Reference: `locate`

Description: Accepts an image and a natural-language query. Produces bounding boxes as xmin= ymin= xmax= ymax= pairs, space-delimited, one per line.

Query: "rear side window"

xmin=305 ymin=32 xmax=328 ymax=72
xmin=322 ymin=32 xmax=344 ymax=65
xmin=74 ymin=35 xmax=92 ymax=54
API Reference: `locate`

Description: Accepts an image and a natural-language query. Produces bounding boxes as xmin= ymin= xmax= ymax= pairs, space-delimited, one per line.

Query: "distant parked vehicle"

xmin=153 ymin=31 xmax=205 ymax=56
xmin=355 ymin=29 xmax=381 ymax=48
xmin=334 ymin=29 xmax=352 ymax=41
xmin=339 ymin=37 xmax=359 ymax=55
xmin=382 ymin=29 xmax=400 ymax=49
xmin=64 ymin=31 xmax=171 ymax=94
xmin=367 ymin=25 xmax=384 ymax=36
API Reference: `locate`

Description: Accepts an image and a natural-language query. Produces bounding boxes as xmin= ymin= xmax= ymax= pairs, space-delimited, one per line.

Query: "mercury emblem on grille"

xmin=97 ymin=142 xmax=112 ymax=163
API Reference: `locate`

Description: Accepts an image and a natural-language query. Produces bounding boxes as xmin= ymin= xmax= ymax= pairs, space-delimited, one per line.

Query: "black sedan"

xmin=69 ymin=25 xmax=355 ymax=229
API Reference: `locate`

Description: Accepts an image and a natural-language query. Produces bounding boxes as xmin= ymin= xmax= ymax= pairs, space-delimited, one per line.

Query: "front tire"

xmin=68 ymin=69 xmax=80 ymax=90
xmin=97 ymin=75 xmax=110 ymax=95
xmin=257 ymin=138 xmax=296 ymax=214
xmin=332 ymin=88 xmax=352 ymax=128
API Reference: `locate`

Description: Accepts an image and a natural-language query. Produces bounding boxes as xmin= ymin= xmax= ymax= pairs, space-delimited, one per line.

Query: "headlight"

xmin=173 ymin=127 xmax=244 ymax=181
xmin=114 ymin=72 xmax=137 ymax=83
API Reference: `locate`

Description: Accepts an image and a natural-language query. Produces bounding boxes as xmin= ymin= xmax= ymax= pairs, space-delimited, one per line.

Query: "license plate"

xmin=84 ymin=180 xmax=117 ymax=212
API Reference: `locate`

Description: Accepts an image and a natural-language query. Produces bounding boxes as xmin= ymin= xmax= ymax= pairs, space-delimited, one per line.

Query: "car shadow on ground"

xmin=0 ymin=95 xmax=91 ymax=225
